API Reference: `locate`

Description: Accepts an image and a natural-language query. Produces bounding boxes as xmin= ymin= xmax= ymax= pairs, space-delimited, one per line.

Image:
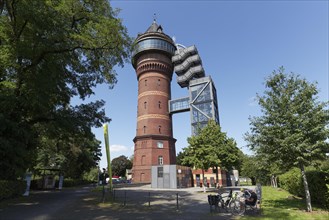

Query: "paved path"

xmin=0 ymin=185 xmax=248 ymax=220
xmin=0 ymin=186 xmax=92 ymax=220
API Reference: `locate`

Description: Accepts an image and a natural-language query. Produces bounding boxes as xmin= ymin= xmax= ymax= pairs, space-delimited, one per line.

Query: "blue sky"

xmin=91 ymin=0 xmax=328 ymax=169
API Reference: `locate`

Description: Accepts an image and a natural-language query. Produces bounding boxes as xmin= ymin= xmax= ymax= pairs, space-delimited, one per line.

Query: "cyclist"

xmin=241 ymin=188 xmax=257 ymax=206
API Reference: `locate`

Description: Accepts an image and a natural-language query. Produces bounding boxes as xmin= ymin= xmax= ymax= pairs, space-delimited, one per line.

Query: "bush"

xmin=82 ymin=167 xmax=99 ymax=182
xmin=306 ymin=170 xmax=329 ymax=208
xmin=57 ymin=178 xmax=93 ymax=187
xmin=279 ymin=167 xmax=329 ymax=208
xmin=278 ymin=168 xmax=304 ymax=196
xmin=29 ymin=177 xmax=94 ymax=190
xmin=0 ymin=180 xmax=26 ymax=200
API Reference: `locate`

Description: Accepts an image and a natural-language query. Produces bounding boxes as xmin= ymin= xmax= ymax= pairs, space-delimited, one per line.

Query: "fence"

xmin=103 ymin=189 xmax=184 ymax=211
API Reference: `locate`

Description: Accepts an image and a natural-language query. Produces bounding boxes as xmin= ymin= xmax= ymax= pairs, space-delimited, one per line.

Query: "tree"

xmin=245 ymin=67 xmax=329 ymax=212
xmin=111 ymin=155 xmax=132 ymax=178
xmin=182 ymin=120 xmax=242 ymax=183
xmin=0 ymin=0 xmax=132 ymax=179
xmin=83 ymin=166 xmax=100 ymax=182
xmin=240 ymin=155 xmax=258 ymax=185
xmin=176 ymin=151 xmax=192 ymax=166
xmin=240 ymin=154 xmax=281 ymax=186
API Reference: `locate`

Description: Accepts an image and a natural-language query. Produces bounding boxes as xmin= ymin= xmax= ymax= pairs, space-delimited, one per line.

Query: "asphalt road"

xmin=0 ymin=186 xmax=93 ymax=220
xmin=0 ymin=185 xmax=248 ymax=220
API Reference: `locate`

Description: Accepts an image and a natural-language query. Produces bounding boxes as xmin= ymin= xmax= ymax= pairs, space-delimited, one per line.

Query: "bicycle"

xmin=230 ymin=189 xmax=261 ymax=216
xmin=208 ymin=190 xmax=230 ymax=213
xmin=208 ymin=190 xmax=244 ymax=215
xmin=229 ymin=192 xmax=245 ymax=216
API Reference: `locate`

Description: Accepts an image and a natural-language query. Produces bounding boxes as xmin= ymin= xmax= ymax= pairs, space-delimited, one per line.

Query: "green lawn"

xmin=239 ymin=186 xmax=328 ymax=220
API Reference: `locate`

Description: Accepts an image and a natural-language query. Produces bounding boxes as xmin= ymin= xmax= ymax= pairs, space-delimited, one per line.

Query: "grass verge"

xmin=239 ymin=186 xmax=328 ymax=220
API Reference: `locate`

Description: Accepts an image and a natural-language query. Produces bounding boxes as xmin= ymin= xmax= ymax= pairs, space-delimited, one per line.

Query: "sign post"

xmin=58 ymin=174 xmax=64 ymax=190
xmin=23 ymin=172 xmax=32 ymax=196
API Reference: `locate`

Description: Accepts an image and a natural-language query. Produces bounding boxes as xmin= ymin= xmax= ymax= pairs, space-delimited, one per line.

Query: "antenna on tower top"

xmin=153 ymin=13 xmax=157 ymax=23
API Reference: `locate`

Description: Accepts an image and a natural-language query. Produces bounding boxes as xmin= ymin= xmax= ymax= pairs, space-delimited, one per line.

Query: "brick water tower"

xmin=131 ymin=21 xmax=177 ymax=183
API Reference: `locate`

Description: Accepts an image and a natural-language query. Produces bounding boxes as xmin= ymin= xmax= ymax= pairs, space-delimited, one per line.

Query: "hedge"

xmin=279 ymin=168 xmax=329 ymax=209
xmin=57 ymin=178 xmax=93 ymax=187
xmin=0 ymin=180 xmax=26 ymax=200
xmin=29 ymin=178 xmax=93 ymax=189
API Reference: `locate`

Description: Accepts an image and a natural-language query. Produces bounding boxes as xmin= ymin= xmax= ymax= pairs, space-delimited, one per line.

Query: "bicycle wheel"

xmin=218 ymin=199 xmax=227 ymax=213
xmin=229 ymin=200 xmax=245 ymax=216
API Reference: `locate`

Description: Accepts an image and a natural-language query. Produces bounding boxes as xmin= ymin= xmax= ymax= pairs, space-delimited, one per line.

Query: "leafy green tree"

xmin=0 ymin=0 xmax=132 ymax=179
xmin=245 ymin=67 xmax=329 ymax=212
xmin=176 ymin=151 xmax=192 ymax=166
xmin=240 ymin=154 xmax=281 ymax=186
xmin=83 ymin=166 xmax=100 ymax=182
xmin=182 ymin=120 xmax=242 ymax=183
xmin=240 ymin=155 xmax=258 ymax=185
xmin=111 ymin=155 xmax=132 ymax=178
xmin=30 ymin=128 xmax=102 ymax=181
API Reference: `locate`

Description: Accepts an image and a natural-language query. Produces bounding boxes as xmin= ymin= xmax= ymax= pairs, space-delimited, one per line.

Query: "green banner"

xmin=103 ymin=123 xmax=113 ymax=191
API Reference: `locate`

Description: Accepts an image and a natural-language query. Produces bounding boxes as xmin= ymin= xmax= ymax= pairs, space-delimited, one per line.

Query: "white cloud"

xmin=110 ymin=144 xmax=129 ymax=152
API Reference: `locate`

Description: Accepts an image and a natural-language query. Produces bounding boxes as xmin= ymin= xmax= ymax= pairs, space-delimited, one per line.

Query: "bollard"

xmin=176 ymin=193 xmax=179 ymax=210
xmin=124 ymin=190 xmax=126 ymax=206
xmin=148 ymin=192 xmax=151 ymax=207
xmin=102 ymin=185 xmax=105 ymax=203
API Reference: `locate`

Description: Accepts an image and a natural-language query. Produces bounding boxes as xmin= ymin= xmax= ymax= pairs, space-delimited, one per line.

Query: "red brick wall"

xmin=132 ymin=52 xmax=176 ymax=183
xmin=192 ymin=167 xmax=228 ymax=187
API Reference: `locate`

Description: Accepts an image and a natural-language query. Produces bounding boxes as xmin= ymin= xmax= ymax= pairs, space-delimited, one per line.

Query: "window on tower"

xmin=157 ymin=79 xmax=161 ymax=86
xmin=158 ymin=101 xmax=161 ymax=109
xmin=145 ymin=79 xmax=147 ymax=86
xmin=141 ymin=155 xmax=146 ymax=165
xmin=144 ymin=101 xmax=147 ymax=109
xmin=158 ymin=125 xmax=161 ymax=133
xmin=143 ymin=126 xmax=146 ymax=134
xmin=157 ymin=141 xmax=163 ymax=148
xmin=132 ymin=39 xmax=176 ymax=56
xmin=158 ymin=156 xmax=163 ymax=165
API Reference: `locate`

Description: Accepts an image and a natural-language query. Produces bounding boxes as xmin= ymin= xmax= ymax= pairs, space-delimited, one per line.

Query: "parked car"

xmin=112 ymin=178 xmax=121 ymax=184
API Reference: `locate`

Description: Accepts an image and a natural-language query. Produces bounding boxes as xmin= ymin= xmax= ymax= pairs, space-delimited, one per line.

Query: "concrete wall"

xmin=151 ymin=165 xmax=177 ymax=189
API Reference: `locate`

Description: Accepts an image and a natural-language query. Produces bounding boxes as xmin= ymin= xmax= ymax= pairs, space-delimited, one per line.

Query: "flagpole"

xmin=103 ymin=123 xmax=113 ymax=192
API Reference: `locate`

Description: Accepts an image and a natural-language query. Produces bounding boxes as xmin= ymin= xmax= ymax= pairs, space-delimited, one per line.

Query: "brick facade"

xmin=132 ymin=51 xmax=176 ymax=183
xmin=192 ymin=167 xmax=228 ymax=188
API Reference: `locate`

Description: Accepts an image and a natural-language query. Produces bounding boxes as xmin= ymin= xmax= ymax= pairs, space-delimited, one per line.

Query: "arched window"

xmin=144 ymin=101 xmax=147 ymax=109
xmin=158 ymin=156 xmax=163 ymax=165
xmin=143 ymin=126 xmax=146 ymax=134
xmin=141 ymin=155 xmax=146 ymax=165
xmin=145 ymin=79 xmax=147 ymax=86
xmin=158 ymin=101 xmax=161 ymax=109
xmin=158 ymin=125 xmax=161 ymax=133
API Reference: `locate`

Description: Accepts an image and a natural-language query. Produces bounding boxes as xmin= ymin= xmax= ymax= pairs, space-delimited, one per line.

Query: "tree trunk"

xmin=274 ymin=176 xmax=278 ymax=188
xmin=251 ymin=177 xmax=256 ymax=185
xmin=271 ymin=175 xmax=278 ymax=188
xmin=202 ymin=169 xmax=206 ymax=192
xmin=300 ymin=164 xmax=312 ymax=212
xmin=215 ymin=166 xmax=219 ymax=187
